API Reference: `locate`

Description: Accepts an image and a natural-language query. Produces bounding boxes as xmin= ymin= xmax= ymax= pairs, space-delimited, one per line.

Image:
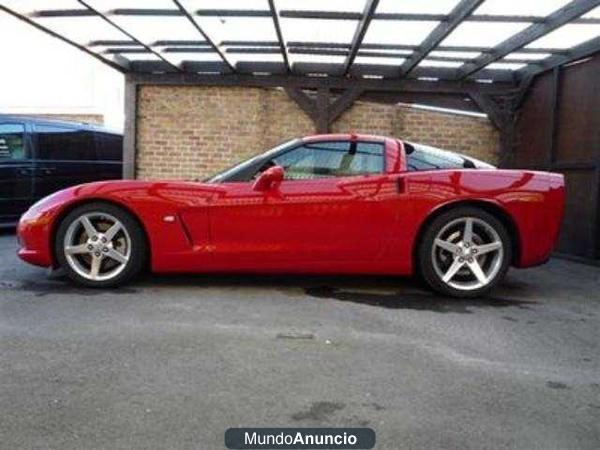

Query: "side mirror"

xmin=253 ymin=165 xmax=284 ymax=192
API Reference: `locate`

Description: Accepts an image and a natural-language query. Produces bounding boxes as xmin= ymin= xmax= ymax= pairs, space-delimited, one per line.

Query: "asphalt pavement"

xmin=0 ymin=231 xmax=598 ymax=449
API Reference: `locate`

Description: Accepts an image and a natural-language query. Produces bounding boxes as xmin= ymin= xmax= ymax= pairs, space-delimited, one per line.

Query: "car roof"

xmin=0 ymin=114 xmax=121 ymax=135
xmin=302 ymin=133 xmax=390 ymax=143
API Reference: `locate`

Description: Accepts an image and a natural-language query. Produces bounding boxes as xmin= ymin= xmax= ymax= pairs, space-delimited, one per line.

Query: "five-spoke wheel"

xmin=418 ymin=207 xmax=511 ymax=297
xmin=55 ymin=202 xmax=146 ymax=287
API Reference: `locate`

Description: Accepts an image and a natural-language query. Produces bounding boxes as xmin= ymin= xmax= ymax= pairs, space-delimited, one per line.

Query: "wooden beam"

xmin=78 ymin=0 xmax=182 ymax=72
xmin=343 ymin=0 xmax=380 ymax=76
xmin=328 ymin=88 xmax=364 ymax=123
xmin=284 ymin=88 xmax=317 ymax=119
xmin=171 ymin=0 xmax=236 ymax=73
xmin=267 ymin=0 xmax=290 ymax=73
xmin=0 ymin=4 xmax=128 ymax=73
xmin=128 ymin=72 xmax=517 ymax=95
xmin=459 ymin=0 xmax=600 ymax=79
xmin=518 ymin=36 xmax=600 ymax=79
xmin=467 ymin=91 xmax=506 ymax=129
xmin=316 ymin=88 xmax=330 ymax=133
xmin=548 ymin=67 xmax=561 ymax=165
xmin=123 ymin=77 xmax=137 ymax=179
xmin=400 ymin=0 xmax=485 ymax=76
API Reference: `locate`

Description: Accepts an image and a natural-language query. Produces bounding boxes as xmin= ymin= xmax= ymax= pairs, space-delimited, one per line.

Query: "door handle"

xmin=397 ymin=177 xmax=406 ymax=194
xmin=40 ymin=168 xmax=56 ymax=175
xmin=18 ymin=168 xmax=33 ymax=175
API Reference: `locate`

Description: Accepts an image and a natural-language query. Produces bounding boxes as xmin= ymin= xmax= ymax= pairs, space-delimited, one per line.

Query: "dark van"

xmin=0 ymin=116 xmax=122 ymax=226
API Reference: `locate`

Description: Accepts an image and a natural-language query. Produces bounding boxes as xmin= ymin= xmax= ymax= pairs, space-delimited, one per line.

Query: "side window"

xmin=95 ymin=133 xmax=122 ymax=161
xmin=36 ymin=125 xmax=96 ymax=161
xmin=406 ymin=143 xmax=467 ymax=171
xmin=0 ymin=123 xmax=26 ymax=160
xmin=272 ymin=141 xmax=384 ymax=180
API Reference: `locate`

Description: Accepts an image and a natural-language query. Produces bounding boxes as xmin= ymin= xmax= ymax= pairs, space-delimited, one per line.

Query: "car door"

xmin=33 ymin=124 xmax=100 ymax=200
xmin=207 ymin=139 xmax=401 ymax=270
xmin=0 ymin=121 xmax=34 ymax=224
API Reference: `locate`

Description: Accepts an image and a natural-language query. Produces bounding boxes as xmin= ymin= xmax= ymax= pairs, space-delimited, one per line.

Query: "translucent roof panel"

xmin=276 ymin=0 xmax=367 ymax=13
xmin=183 ymin=0 xmax=269 ymax=11
xmin=525 ymin=24 xmax=600 ymax=49
xmin=354 ymin=55 xmax=406 ymax=65
xmin=280 ymin=18 xmax=358 ymax=44
xmin=429 ymin=50 xmax=481 ymax=59
xmin=106 ymin=16 xmax=204 ymax=44
xmin=440 ymin=22 xmax=531 ymax=47
xmin=87 ymin=0 xmax=177 ymax=10
xmin=158 ymin=52 xmax=224 ymax=66
xmin=193 ymin=17 xmax=277 ymax=43
xmin=582 ymin=6 xmax=600 ymax=18
xmin=2 ymin=0 xmax=85 ymax=15
xmin=419 ymin=60 xmax=465 ymax=68
xmin=363 ymin=21 xmax=440 ymax=45
xmin=377 ymin=0 xmax=461 ymax=14
xmin=486 ymin=62 xmax=527 ymax=70
xmin=473 ymin=0 xmax=571 ymax=17
xmin=289 ymin=54 xmax=346 ymax=65
xmin=504 ymin=52 xmax=552 ymax=61
xmin=32 ymin=17 xmax=131 ymax=44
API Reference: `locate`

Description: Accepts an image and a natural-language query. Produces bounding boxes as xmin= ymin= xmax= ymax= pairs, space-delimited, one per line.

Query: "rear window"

xmin=405 ymin=142 xmax=494 ymax=171
xmin=36 ymin=125 xmax=96 ymax=161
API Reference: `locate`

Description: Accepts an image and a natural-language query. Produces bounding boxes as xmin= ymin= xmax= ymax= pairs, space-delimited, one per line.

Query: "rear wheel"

xmin=55 ymin=202 xmax=147 ymax=288
xmin=418 ymin=207 xmax=511 ymax=298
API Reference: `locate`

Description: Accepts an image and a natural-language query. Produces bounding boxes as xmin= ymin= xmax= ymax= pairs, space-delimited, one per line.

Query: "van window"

xmin=95 ymin=132 xmax=122 ymax=161
xmin=36 ymin=125 xmax=96 ymax=161
xmin=0 ymin=123 xmax=26 ymax=160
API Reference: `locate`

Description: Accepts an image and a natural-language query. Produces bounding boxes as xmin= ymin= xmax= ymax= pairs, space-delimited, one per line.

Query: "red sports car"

xmin=17 ymin=134 xmax=565 ymax=297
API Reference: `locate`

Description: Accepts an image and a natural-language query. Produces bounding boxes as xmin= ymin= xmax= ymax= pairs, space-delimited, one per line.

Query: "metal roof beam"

xmin=343 ymin=0 xmax=380 ymax=75
xmin=400 ymin=0 xmax=485 ymax=76
xmin=458 ymin=0 xmax=600 ymax=79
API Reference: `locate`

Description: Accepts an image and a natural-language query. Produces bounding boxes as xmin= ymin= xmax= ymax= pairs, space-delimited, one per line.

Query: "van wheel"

xmin=418 ymin=207 xmax=511 ymax=298
xmin=55 ymin=202 xmax=146 ymax=288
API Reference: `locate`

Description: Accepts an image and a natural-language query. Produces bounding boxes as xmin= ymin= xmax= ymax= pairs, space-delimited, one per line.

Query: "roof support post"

xmin=315 ymin=88 xmax=330 ymax=133
xmin=123 ymin=77 xmax=138 ymax=179
xmin=328 ymin=88 xmax=364 ymax=123
xmin=285 ymin=87 xmax=364 ymax=133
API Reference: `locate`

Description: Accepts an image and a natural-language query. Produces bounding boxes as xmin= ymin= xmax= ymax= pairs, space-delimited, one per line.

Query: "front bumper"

xmin=17 ymin=213 xmax=54 ymax=268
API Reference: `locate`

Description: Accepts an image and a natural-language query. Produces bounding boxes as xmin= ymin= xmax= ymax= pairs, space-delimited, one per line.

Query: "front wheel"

xmin=55 ymin=202 xmax=147 ymax=288
xmin=418 ymin=207 xmax=512 ymax=298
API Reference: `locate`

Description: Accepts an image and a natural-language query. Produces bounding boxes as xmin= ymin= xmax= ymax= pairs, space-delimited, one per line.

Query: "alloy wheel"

xmin=431 ymin=217 xmax=504 ymax=291
xmin=63 ymin=212 xmax=131 ymax=282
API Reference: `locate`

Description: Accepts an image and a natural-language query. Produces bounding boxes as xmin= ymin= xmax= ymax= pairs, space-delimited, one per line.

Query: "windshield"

xmin=205 ymin=138 xmax=300 ymax=183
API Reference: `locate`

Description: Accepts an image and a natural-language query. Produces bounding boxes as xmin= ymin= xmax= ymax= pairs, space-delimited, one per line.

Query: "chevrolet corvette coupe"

xmin=17 ymin=134 xmax=565 ymax=297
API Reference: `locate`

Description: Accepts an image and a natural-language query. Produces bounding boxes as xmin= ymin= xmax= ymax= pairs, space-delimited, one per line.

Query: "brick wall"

xmin=136 ymin=86 xmax=499 ymax=180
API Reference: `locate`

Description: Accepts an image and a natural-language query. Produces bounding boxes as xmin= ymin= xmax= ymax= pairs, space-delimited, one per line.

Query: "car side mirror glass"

xmin=252 ymin=165 xmax=284 ymax=192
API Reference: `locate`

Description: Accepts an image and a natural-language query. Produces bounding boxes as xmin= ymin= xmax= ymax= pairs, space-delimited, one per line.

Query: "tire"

xmin=54 ymin=202 xmax=147 ymax=288
xmin=418 ymin=206 xmax=511 ymax=298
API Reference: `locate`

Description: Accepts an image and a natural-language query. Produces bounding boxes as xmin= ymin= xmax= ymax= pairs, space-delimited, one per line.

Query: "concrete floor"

xmin=0 ymin=232 xmax=598 ymax=450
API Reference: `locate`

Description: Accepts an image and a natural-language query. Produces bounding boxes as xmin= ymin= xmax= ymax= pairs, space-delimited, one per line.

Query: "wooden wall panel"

xmin=556 ymin=170 xmax=597 ymax=258
xmin=514 ymin=72 xmax=553 ymax=167
xmin=555 ymin=57 xmax=600 ymax=164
